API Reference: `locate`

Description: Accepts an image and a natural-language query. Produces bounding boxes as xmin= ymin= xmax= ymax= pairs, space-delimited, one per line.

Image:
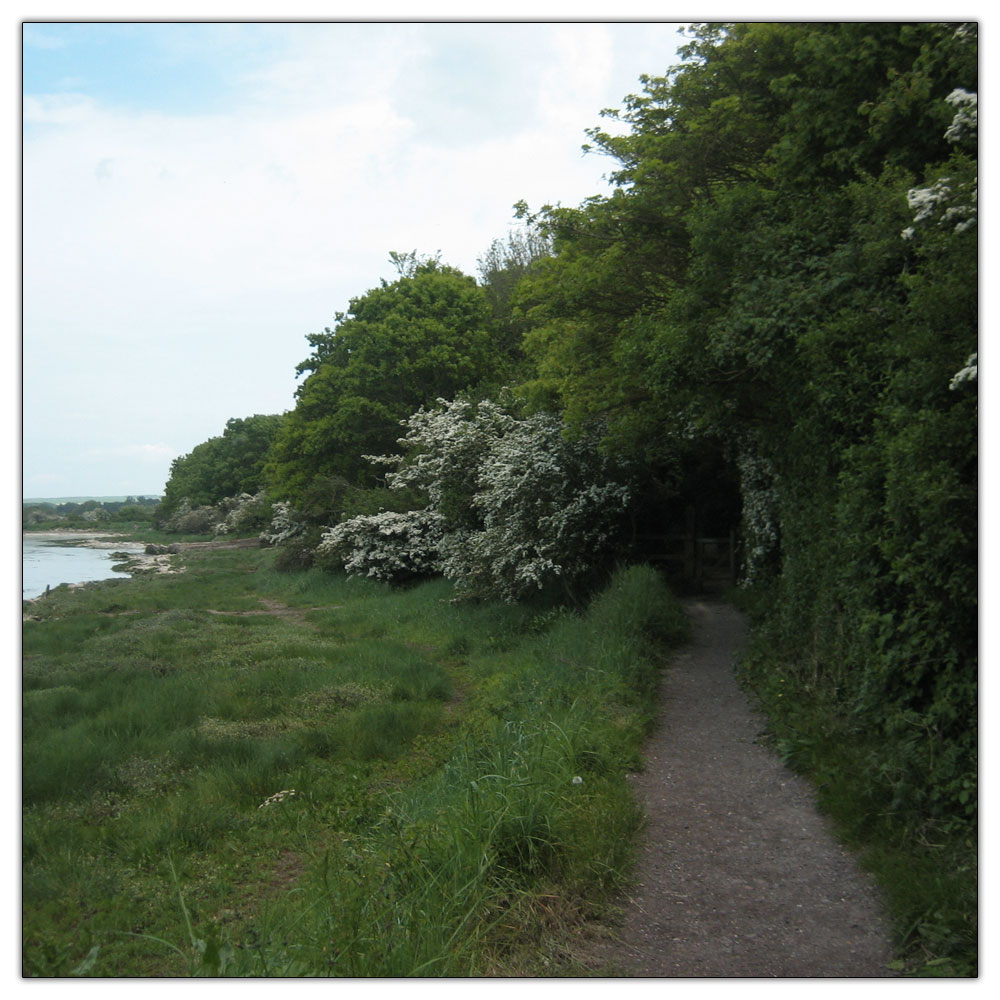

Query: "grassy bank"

xmin=22 ymin=543 xmax=688 ymax=976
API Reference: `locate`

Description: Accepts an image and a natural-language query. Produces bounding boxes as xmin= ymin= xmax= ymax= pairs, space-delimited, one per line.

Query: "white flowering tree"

xmin=214 ymin=492 xmax=273 ymax=536
xmin=437 ymin=411 xmax=632 ymax=602
xmin=318 ymin=396 xmax=634 ymax=601
xmin=374 ymin=397 xmax=518 ymax=529
xmin=898 ymin=85 xmax=978 ymax=399
xmin=902 ymin=88 xmax=977 ymax=242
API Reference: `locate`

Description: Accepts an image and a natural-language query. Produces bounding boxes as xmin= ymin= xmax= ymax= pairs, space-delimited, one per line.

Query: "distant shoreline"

xmin=23 ymin=530 xmax=132 ymax=547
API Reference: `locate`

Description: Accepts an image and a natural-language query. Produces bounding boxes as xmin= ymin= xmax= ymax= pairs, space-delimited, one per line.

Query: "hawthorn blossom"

xmin=902 ymin=88 xmax=977 ymax=239
xmin=949 ymin=353 xmax=978 ymax=391
xmin=323 ymin=395 xmax=634 ymax=601
xmin=260 ymin=501 xmax=308 ymax=546
xmin=214 ymin=492 xmax=266 ymax=535
xmin=943 ymin=88 xmax=977 ymax=146
xmin=316 ymin=509 xmax=445 ymax=581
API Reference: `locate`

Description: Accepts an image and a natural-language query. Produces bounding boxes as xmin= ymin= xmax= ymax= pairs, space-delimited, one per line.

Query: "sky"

xmin=21 ymin=16 xmax=695 ymax=499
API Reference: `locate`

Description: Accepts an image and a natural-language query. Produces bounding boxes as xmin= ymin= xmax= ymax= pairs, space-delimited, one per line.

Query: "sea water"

xmin=22 ymin=535 xmax=144 ymax=600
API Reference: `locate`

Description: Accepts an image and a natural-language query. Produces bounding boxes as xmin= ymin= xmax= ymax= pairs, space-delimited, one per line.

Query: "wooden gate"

xmin=640 ymin=507 xmax=739 ymax=591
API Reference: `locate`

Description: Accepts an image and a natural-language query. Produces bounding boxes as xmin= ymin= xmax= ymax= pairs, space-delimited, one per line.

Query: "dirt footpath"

xmin=592 ymin=599 xmax=896 ymax=977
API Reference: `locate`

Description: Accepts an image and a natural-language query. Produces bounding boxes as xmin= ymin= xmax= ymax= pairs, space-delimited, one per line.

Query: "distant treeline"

xmin=23 ymin=496 xmax=161 ymax=525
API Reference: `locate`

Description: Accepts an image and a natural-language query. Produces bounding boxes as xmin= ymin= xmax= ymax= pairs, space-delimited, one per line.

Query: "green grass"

xmin=23 ymin=548 xmax=687 ymax=977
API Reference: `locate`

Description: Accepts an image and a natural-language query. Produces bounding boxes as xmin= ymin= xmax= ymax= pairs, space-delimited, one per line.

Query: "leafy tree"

xmin=517 ymin=22 xmax=975 ymax=435
xmin=159 ymin=413 xmax=284 ymax=518
xmin=476 ymin=215 xmax=553 ymax=364
xmin=264 ymin=259 xmax=500 ymax=508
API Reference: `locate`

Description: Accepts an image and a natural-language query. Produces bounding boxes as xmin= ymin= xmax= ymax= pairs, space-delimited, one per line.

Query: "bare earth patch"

xmin=581 ymin=599 xmax=896 ymax=978
xmin=205 ymin=598 xmax=335 ymax=627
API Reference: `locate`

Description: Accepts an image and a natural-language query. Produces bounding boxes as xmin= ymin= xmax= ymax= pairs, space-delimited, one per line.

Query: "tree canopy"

xmin=512 ymin=20 xmax=977 ymax=836
xmin=264 ymin=259 xmax=501 ymax=507
xmin=160 ymin=413 xmax=284 ymax=517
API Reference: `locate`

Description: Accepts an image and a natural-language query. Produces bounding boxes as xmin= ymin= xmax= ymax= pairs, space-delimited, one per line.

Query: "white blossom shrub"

xmin=943 ymin=87 xmax=977 ymax=146
xmin=899 ymin=85 xmax=978 ymax=400
xmin=315 ymin=509 xmax=445 ymax=582
xmin=329 ymin=396 xmax=634 ymax=601
xmin=437 ymin=412 xmax=632 ymax=602
xmin=214 ymin=492 xmax=271 ymax=536
xmin=901 ymin=88 xmax=977 ymax=240
xmin=259 ymin=500 xmax=310 ymax=546
xmin=736 ymin=448 xmax=780 ymax=585
xmin=949 ymin=352 xmax=978 ymax=391
xmin=162 ymin=498 xmax=219 ymax=535
xmin=371 ymin=396 xmax=517 ymax=527
xmin=901 ymin=176 xmax=976 ymax=239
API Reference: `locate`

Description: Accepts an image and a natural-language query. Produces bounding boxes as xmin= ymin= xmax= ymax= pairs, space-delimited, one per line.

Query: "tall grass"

xmin=210 ymin=564 xmax=689 ymax=977
xmin=23 ymin=549 xmax=686 ymax=976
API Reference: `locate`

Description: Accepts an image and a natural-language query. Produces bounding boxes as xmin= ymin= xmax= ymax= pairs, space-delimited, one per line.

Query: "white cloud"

xmin=233 ymin=24 xmax=421 ymax=111
xmin=23 ymin=94 xmax=425 ymax=315
xmin=22 ymin=25 xmax=68 ymax=51
xmin=23 ymin=93 xmax=100 ymax=126
xmin=539 ymin=24 xmax=616 ymax=129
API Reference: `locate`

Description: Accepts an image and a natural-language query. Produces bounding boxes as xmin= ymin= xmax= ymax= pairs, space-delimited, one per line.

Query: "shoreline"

xmin=23 ymin=534 xmax=261 ymax=605
xmin=22 ymin=532 xmax=180 ymax=605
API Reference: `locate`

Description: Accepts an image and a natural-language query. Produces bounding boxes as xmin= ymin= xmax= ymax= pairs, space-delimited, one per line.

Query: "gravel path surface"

xmin=591 ymin=599 xmax=896 ymax=978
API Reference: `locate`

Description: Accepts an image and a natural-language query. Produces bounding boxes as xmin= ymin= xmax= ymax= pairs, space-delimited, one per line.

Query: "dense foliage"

xmin=263 ymin=260 xmax=502 ymax=507
xmin=509 ymin=20 xmax=977 ymax=971
xmin=513 ymin=19 xmax=977 ymax=833
xmin=23 ymin=496 xmax=161 ymax=527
